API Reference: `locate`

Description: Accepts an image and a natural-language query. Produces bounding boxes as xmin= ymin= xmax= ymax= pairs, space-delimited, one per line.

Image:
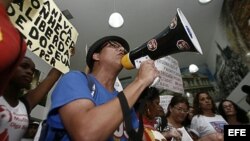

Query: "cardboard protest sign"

xmin=8 ymin=0 xmax=79 ymax=73
xmin=154 ymin=56 xmax=184 ymax=94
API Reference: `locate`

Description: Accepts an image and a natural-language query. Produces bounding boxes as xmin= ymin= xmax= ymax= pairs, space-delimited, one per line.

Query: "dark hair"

xmin=193 ymin=92 xmax=217 ymax=116
xmin=142 ymin=87 xmax=160 ymax=102
xmin=183 ymin=106 xmax=195 ymax=127
xmin=218 ymin=99 xmax=249 ymax=124
xmin=134 ymin=87 xmax=160 ymax=112
xmin=165 ymin=95 xmax=189 ymax=117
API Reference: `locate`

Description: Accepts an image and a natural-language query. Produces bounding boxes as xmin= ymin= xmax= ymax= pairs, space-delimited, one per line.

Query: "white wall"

xmin=206 ymin=13 xmax=250 ymax=111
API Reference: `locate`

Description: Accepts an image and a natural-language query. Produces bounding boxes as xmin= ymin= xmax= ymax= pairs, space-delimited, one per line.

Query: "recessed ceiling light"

xmin=108 ymin=12 xmax=124 ymax=28
xmin=199 ymin=0 xmax=213 ymax=4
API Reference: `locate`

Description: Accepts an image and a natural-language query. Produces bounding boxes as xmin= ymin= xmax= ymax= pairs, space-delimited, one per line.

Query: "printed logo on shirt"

xmin=91 ymin=84 xmax=96 ymax=98
xmin=0 ymin=105 xmax=29 ymax=141
xmin=0 ymin=105 xmax=12 ymax=141
xmin=210 ymin=121 xmax=227 ymax=133
xmin=113 ymin=122 xmax=129 ymax=140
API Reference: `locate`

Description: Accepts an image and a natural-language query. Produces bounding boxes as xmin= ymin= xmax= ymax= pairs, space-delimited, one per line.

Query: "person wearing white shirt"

xmin=190 ymin=92 xmax=228 ymax=141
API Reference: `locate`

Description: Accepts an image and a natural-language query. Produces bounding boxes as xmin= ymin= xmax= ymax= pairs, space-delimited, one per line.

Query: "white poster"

xmin=159 ymin=95 xmax=173 ymax=113
xmin=8 ymin=0 xmax=79 ymax=73
xmin=154 ymin=56 xmax=184 ymax=94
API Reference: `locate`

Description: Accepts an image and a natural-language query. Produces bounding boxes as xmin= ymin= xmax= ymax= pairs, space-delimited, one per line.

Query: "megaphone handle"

xmin=149 ymin=77 xmax=160 ymax=88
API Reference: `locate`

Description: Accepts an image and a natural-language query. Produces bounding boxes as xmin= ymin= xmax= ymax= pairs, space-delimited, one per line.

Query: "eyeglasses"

xmin=174 ymin=106 xmax=189 ymax=114
xmin=223 ymin=104 xmax=234 ymax=109
xmin=101 ymin=41 xmax=128 ymax=54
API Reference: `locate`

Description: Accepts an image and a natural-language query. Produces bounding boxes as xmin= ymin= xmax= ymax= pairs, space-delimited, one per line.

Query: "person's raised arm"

xmin=59 ymin=60 xmax=159 ymax=141
xmin=24 ymin=68 xmax=62 ymax=112
xmin=123 ymin=60 xmax=158 ymax=108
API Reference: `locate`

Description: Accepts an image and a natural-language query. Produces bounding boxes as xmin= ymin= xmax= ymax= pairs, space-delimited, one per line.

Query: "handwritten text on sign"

xmin=8 ymin=0 xmax=79 ymax=73
xmin=159 ymin=95 xmax=173 ymax=114
xmin=155 ymin=56 xmax=184 ymax=94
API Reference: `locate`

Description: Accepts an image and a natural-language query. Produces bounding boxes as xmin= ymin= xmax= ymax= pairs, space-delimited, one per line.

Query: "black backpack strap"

xmin=118 ymin=91 xmax=144 ymax=141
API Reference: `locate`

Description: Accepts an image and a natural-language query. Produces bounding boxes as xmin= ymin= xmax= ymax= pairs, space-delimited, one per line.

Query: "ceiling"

xmin=53 ymin=0 xmax=224 ymax=79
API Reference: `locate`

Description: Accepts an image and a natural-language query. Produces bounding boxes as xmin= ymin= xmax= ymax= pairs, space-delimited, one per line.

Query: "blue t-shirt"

xmin=46 ymin=71 xmax=139 ymax=141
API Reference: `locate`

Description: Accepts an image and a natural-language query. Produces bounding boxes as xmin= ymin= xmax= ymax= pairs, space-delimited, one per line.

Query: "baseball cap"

xmin=86 ymin=36 xmax=130 ymax=71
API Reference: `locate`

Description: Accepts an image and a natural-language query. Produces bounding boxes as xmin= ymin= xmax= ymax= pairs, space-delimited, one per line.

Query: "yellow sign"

xmin=8 ymin=0 xmax=79 ymax=73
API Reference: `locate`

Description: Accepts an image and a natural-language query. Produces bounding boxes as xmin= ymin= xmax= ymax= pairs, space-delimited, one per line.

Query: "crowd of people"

xmin=1 ymin=0 xmax=250 ymax=141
